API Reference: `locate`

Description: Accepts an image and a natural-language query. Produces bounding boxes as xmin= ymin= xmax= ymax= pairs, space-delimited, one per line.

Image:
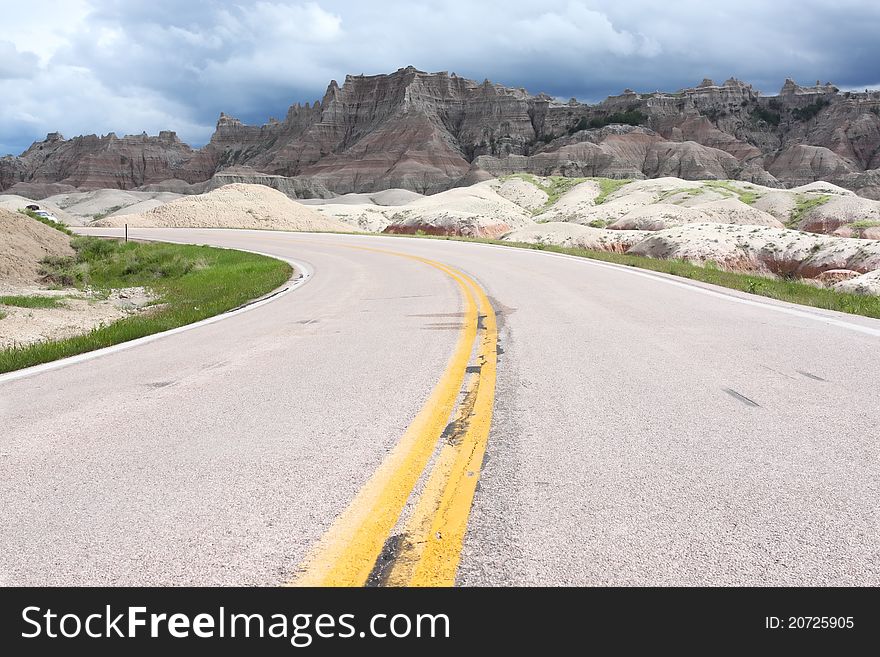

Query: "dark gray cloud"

xmin=2 ymin=0 xmax=879 ymax=155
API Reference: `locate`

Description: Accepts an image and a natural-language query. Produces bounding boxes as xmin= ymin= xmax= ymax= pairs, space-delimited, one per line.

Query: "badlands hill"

xmin=2 ymin=68 xmax=879 ymax=198
xmin=310 ymin=174 xmax=880 ymax=294
xmin=5 ymin=173 xmax=878 ymax=295
xmin=0 ymin=208 xmax=73 ymax=288
xmin=92 ymin=183 xmax=350 ymax=232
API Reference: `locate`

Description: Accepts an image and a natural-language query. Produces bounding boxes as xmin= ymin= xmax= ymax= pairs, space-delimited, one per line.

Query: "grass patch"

xmin=0 ymin=236 xmax=292 ymax=374
xmin=788 ymin=194 xmax=831 ymax=228
xmin=844 ymin=220 xmax=880 ymax=238
xmin=18 ymin=208 xmax=73 ymax=235
xmin=501 ymin=174 xmax=587 ymax=213
xmin=92 ymin=205 xmax=124 ymax=221
xmin=501 ymin=174 xmax=632 ymax=213
xmin=703 ymin=180 xmax=761 ymax=205
xmin=848 ymin=220 xmax=880 ymax=229
xmin=0 ymin=295 xmax=63 ymax=309
xmin=373 ymin=232 xmax=880 ymax=320
xmin=791 ymin=99 xmax=830 ymax=122
xmin=752 ymin=106 xmax=781 ymax=126
xmin=591 ymin=178 xmax=633 ymax=205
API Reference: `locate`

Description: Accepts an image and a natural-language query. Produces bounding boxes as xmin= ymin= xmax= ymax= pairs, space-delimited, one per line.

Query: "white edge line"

xmin=0 ymin=240 xmax=313 ymax=384
xmin=340 ymin=233 xmax=880 ymax=339
xmin=509 ymin=246 xmax=880 ymax=337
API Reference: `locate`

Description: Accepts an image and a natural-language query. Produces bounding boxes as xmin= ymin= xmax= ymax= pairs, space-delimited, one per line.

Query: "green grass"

xmin=371 ymin=232 xmax=880 ymax=320
xmin=752 ymin=106 xmax=781 ymax=126
xmin=18 ymin=208 xmax=73 ymax=235
xmin=702 ymin=180 xmax=761 ymax=205
xmin=591 ymin=178 xmax=633 ymax=205
xmin=92 ymin=205 xmax=124 ymax=221
xmin=848 ymin=220 xmax=880 ymax=229
xmin=788 ymin=194 xmax=831 ymax=228
xmin=791 ymin=99 xmax=830 ymax=122
xmin=843 ymin=220 xmax=880 ymax=238
xmin=501 ymin=174 xmax=587 ymax=214
xmin=0 ymin=236 xmax=292 ymax=374
xmin=0 ymin=295 xmax=64 ymax=309
xmin=501 ymin=174 xmax=632 ymax=214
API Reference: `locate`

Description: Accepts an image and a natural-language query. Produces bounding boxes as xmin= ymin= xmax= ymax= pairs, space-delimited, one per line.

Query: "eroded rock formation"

xmin=3 ymin=68 xmax=880 ymax=197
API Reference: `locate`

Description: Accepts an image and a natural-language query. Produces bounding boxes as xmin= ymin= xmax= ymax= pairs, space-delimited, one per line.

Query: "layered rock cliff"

xmin=3 ymin=68 xmax=880 ymax=198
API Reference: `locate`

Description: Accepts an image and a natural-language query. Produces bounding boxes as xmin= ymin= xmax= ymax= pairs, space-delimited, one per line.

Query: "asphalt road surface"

xmin=2 ymin=228 xmax=878 ymax=586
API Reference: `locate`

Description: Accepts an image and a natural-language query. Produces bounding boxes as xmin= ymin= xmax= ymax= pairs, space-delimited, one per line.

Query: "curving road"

xmin=2 ymin=228 xmax=879 ymax=586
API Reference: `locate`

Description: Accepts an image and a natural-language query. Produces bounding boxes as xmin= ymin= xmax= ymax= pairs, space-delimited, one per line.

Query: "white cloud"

xmin=1 ymin=0 xmax=879 ymax=154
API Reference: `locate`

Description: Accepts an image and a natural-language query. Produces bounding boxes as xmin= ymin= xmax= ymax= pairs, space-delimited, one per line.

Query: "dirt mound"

xmin=44 ymin=189 xmax=184 ymax=221
xmin=629 ymin=224 xmax=880 ymax=278
xmin=383 ymin=181 xmax=533 ymax=237
xmin=312 ymin=204 xmax=391 ymax=232
xmin=494 ymin=177 xmax=550 ymax=212
xmin=93 ymin=184 xmax=351 ymax=232
xmin=0 ymin=208 xmax=73 ymax=286
xmin=504 ymin=222 xmax=647 ymax=252
xmin=370 ymin=189 xmax=423 ymax=206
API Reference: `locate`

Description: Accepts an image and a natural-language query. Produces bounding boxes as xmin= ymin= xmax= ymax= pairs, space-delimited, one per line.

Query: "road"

xmin=2 ymin=228 xmax=879 ymax=586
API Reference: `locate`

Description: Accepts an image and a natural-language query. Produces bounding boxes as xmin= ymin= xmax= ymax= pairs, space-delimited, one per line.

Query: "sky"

xmin=2 ymin=0 xmax=879 ymax=155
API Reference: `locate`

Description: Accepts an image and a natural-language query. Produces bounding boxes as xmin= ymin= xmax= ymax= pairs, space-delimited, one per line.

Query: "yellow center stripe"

xmin=290 ymin=248 xmax=485 ymax=586
xmin=385 ymin=271 xmax=497 ymax=586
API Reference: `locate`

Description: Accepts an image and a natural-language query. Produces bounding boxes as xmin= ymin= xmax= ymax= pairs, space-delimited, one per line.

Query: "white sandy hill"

xmin=608 ymin=199 xmax=782 ymax=231
xmin=628 ymin=224 xmax=880 ymax=278
xmin=93 ymin=184 xmax=351 ymax=232
xmin=504 ymin=222 xmax=648 ymax=252
xmin=534 ymin=181 xmax=605 ymax=222
xmin=488 ymin=177 xmax=844 ymax=233
xmin=383 ymin=180 xmax=534 ymax=238
xmin=494 ymin=177 xmax=551 ymax=212
xmin=304 ymin=188 xmax=425 ymax=232
xmin=0 ymin=194 xmax=82 ymax=226
xmin=298 ymin=188 xmax=423 ymax=207
xmin=796 ymin=195 xmax=880 ymax=233
xmin=312 ymin=203 xmax=393 ymax=232
xmin=0 ymin=208 xmax=73 ymax=287
xmin=45 ymin=189 xmax=184 ymax=221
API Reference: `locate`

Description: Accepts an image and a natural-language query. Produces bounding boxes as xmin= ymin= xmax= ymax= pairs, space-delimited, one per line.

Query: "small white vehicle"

xmin=32 ymin=209 xmax=59 ymax=222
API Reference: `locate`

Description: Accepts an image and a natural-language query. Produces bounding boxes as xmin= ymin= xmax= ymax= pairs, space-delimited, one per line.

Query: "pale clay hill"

xmin=106 ymin=176 xmax=880 ymax=296
xmin=4 ymin=175 xmax=880 ymax=295
xmin=93 ymin=184 xmax=349 ymax=232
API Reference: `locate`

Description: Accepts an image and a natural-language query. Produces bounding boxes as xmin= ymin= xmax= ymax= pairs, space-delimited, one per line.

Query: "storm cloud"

xmin=1 ymin=0 xmax=879 ymax=155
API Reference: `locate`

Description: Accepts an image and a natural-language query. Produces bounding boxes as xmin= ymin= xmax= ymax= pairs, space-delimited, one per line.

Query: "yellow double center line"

xmin=290 ymin=246 xmax=497 ymax=587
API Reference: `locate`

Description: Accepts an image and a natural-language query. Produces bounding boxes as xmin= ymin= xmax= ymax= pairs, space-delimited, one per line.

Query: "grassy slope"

xmin=0 ymin=295 xmax=64 ymax=308
xmin=0 ymin=236 xmax=292 ymax=373
xmin=500 ymin=174 xmax=632 ymax=214
xmin=17 ymin=208 xmax=73 ymax=235
xmin=788 ymin=194 xmax=831 ymax=227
